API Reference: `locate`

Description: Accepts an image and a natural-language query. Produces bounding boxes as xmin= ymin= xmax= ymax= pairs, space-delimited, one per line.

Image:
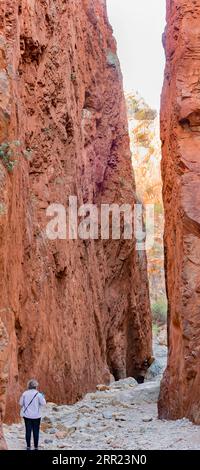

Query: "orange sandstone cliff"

xmin=0 ymin=0 xmax=152 ymax=441
xmin=159 ymin=0 xmax=200 ymax=423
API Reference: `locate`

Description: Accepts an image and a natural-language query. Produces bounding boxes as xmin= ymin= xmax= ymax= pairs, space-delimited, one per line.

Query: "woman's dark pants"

xmin=24 ymin=417 xmax=41 ymax=449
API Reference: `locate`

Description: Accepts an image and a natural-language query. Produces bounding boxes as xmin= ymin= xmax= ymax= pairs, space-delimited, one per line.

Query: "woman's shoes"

xmin=26 ymin=446 xmax=40 ymax=450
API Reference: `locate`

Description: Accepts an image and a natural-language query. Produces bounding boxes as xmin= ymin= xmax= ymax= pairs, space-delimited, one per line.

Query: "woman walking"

xmin=19 ymin=379 xmax=46 ymax=450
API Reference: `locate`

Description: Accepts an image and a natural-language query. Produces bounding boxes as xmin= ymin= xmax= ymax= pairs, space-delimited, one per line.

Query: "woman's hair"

xmin=27 ymin=379 xmax=39 ymax=390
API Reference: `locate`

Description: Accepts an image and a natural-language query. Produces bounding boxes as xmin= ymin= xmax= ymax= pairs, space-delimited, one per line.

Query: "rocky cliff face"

xmin=0 ymin=0 xmax=152 ymax=436
xmin=159 ymin=0 xmax=200 ymax=423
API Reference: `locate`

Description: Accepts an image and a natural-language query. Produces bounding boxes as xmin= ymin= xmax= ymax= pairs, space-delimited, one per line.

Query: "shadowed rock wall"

xmin=159 ymin=0 xmax=200 ymax=424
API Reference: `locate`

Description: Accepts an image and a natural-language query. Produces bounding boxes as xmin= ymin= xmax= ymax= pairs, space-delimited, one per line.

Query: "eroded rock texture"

xmin=159 ymin=0 xmax=200 ymax=423
xmin=0 ymin=0 xmax=152 ymax=425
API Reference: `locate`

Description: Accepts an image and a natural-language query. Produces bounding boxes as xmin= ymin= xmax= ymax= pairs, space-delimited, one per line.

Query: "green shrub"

xmin=0 ymin=140 xmax=20 ymax=172
xmin=152 ymin=323 xmax=160 ymax=336
xmin=154 ymin=202 xmax=163 ymax=215
xmin=134 ymin=108 xmax=157 ymax=121
xmin=152 ymin=297 xmax=167 ymax=326
xmin=136 ymin=132 xmax=150 ymax=147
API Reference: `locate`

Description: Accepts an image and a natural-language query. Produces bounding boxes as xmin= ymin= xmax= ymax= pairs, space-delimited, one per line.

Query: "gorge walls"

xmin=0 ymin=0 xmax=152 ymax=436
xmin=159 ymin=0 xmax=200 ymax=423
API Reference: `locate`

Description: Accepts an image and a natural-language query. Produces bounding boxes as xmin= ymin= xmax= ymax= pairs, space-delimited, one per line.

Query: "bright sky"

xmin=107 ymin=0 xmax=166 ymax=110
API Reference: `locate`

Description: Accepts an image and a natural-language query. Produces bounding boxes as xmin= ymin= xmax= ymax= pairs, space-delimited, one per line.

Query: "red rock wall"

xmin=0 ymin=0 xmax=152 ymax=426
xmin=159 ymin=0 xmax=200 ymax=423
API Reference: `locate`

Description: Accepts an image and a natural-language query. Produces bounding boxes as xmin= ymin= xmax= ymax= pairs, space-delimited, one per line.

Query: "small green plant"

xmin=0 ymin=140 xmax=21 ymax=172
xmin=152 ymin=323 xmax=160 ymax=337
xmin=135 ymin=108 xmax=157 ymax=121
xmin=152 ymin=297 xmax=167 ymax=326
xmin=154 ymin=202 xmax=163 ymax=215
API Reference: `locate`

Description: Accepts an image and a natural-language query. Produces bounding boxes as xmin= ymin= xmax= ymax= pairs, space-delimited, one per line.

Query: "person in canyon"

xmin=19 ymin=379 xmax=46 ymax=450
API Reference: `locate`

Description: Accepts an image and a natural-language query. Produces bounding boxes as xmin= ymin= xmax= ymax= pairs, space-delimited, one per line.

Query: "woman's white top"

xmin=19 ymin=389 xmax=46 ymax=419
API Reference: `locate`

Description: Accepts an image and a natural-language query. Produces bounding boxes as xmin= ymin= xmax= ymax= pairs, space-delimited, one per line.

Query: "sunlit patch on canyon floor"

xmin=4 ymin=333 xmax=200 ymax=451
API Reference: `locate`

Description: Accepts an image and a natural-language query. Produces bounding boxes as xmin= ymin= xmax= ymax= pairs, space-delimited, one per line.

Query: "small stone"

xmin=114 ymin=414 xmax=126 ymax=421
xmin=44 ymin=438 xmax=53 ymax=444
xmin=55 ymin=425 xmax=76 ymax=439
xmin=67 ymin=426 xmax=77 ymax=435
xmin=55 ymin=431 xmax=68 ymax=440
xmin=96 ymin=384 xmax=110 ymax=392
xmin=42 ymin=416 xmax=53 ymax=423
xmin=41 ymin=416 xmax=53 ymax=432
xmin=110 ymin=399 xmax=122 ymax=406
xmin=110 ymin=377 xmax=138 ymax=390
xmin=106 ymin=439 xmax=112 ymax=444
xmin=120 ymin=403 xmax=131 ymax=409
xmin=52 ymin=406 xmax=59 ymax=412
xmin=142 ymin=416 xmax=153 ymax=423
xmin=41 ymin=420 xmax=54 ymax=432
xmin=56 ymin=423 xmax=67 ymax=432
xmin=57 ymin=443 xmax=69 ymax=449
xmin=102 ymin=410 xmax=113 ymax=419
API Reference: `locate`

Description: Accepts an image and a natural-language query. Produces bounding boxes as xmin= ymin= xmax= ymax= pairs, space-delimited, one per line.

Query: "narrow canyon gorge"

xmin=158 ymin=0 xmax=200 ymax=424
xmin=0 ymin=0 xmax=152 ymax=448
xmin=1 ymin=0 xmax=200 ymax=453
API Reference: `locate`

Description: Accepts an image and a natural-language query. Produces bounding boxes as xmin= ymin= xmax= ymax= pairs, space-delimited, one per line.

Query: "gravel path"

xmin=4 ymin=338 xmax=200 ymax=450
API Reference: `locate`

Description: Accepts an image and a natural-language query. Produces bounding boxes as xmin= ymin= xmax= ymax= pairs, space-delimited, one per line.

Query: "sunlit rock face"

xmin=0 ymin=0 xmax=152 ymax=430
xmin=126 ymin=93 xmax=166 ymax=310
xmin=159 ymin=0 xmax=200 ymax=423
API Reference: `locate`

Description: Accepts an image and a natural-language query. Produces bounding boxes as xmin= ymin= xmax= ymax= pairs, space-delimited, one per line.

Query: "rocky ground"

xmin=4 ymin=334 xmax=200 ymax=450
